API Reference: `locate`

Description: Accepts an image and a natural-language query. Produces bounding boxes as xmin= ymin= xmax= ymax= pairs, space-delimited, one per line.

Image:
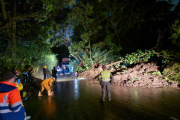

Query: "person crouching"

xmin=38 ymin=77 xmax=55 ymax=96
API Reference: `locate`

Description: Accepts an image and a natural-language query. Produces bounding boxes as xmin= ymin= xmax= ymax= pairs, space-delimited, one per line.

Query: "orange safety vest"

xmin=0 ymin=81 xmax=25 ymax=120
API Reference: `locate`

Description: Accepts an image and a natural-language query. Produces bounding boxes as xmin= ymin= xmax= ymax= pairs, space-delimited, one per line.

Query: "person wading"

xmin=99 ymin=65 xmax=113 ymax=101
xmin=38 ymin=77 xmax=55 ymax=96
xmin=56 ymin=66 xmax=61 ymax=76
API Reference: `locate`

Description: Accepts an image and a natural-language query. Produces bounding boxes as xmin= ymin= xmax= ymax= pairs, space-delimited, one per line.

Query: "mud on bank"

xmin=78 ymin=62 xmax=179 ymax=88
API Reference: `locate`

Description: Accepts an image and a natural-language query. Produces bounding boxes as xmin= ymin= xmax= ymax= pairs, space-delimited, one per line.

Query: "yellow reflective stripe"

xmin=101 ymin=70 xmax=110 ymax=81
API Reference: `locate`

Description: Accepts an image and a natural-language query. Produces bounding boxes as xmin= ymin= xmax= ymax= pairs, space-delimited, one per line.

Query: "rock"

xmin=78 ymin=62 xmax=179 ymax=88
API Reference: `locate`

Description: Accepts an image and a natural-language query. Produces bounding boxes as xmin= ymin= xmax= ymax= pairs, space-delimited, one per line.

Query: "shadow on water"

xmin=24 ymin=77 xmax=180 ymax=120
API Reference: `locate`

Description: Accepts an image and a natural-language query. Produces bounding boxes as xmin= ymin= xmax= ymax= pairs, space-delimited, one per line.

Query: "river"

xmin=24 ymin=77 xmax=180 ymax=120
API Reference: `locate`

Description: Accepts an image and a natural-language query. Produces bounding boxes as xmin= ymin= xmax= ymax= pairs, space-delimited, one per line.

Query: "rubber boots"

xmin=38 ymin=91 xmax=42 ymax=96
xmin=48 ymin=90 xmax=53 ymax=96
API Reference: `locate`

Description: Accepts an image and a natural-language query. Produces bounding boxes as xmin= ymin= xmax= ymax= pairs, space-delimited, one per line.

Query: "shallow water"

xmin=24 ymin=78 xmax=180 ymax=120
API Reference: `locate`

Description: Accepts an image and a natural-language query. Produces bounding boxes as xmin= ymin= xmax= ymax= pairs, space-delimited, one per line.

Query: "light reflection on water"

xmin=43 ymin=97 xmax=56 ymax=117
xmin=25 ymin=79 xmax=180 ymax=120
xmin=74 ymin=79 xmax=79 ymax=100
xmin=37 ymin=96 xmax=56 ymax=119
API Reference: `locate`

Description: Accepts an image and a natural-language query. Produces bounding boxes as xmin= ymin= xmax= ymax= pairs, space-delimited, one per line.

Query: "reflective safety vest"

xmin=0 ymin=81 xmax=25 ymax=120
xmin=100 ymin=70 xmax=111 ymax=82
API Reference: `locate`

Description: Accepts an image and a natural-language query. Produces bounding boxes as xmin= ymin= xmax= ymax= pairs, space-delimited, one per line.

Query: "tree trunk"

xmin=12 ymin=0 xmax=17 ymax=57
xmin=0 ymin=0 xmax=7 ymax=20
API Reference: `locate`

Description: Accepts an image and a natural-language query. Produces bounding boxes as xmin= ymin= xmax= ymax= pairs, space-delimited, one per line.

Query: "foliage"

xmin=0 ymin=0 xmax=180 ymax=78
xmin=147 ymin=71 xmax=162 ymax=76
xmin=74 ymin=66 xmax=86 ymax=72
xmin=130 ymin=76 xmax=138 ymax=82
xmin=118 ymin=50 xmax=157 ymax=65
xmin=170 ymin=20 xmax=180 ymax=48
xmin=69 ymin=0 xmax=177 ymax=55
xmin=0 ymin=0 xmax=73 ymax=74
xmin=67 ymin=2 xmax=95 ymax=71
xmin=163 ymin=62 xmax=180 ymax=82
xmin=42 ymin=54 xmax=58 ymax=74
xmin=92 ymin=43 xmax=117 ymax=64
xmin=69 ymin=41 xmax=117 ymax=72
xmin=108 ymin=48 xmax=177 ymax=70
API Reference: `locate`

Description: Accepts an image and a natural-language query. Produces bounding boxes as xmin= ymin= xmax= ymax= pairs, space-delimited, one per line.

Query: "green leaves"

xmin=69 ymin=40 xmax=117 ymax=72
xmin=119 ymin=49 xmax=158 ymax=65
xmin=0 ymin=0 xmax=69 ymax=72
xmin=67 ymin=2 xmax=94 ymax=29
xmin=163 ymin=63 xmax=180 ymax=82
xmin=170 ymin=20 xmax=180 ymax=48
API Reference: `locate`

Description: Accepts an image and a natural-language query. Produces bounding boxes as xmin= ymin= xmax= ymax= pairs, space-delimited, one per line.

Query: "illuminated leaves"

xmin=119 ymin=49 xmax=157 ymax=65
xmin=170 ymin=20 xmax=180 ymax=48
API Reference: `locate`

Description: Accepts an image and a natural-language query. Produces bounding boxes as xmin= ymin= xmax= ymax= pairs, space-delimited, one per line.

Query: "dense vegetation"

xmin=0 ymin=0 xmax=179 ymax=81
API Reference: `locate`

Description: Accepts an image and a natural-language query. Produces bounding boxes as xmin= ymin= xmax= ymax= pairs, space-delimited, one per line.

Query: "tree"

xmin=0 ymin=0 xmax=75 ymax=72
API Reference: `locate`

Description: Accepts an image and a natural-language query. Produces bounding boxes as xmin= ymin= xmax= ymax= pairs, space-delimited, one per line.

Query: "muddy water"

xmin=24 ymin=78 xmax=180 ymax=120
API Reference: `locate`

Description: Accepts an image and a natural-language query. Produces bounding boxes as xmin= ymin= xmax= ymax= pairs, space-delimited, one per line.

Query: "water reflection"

xmin=25 ymin=80 xmax=180 ymax=120
xmin=56 ymin=82 xmax=61 ymax=94
xmin=131 ymin=89 xmax=139 ymax=102
xmin=112 ymin=86 xmax=180 ymax=118
xmin=38 ymin=96 xmax=56 ymax=118
xmin=74 ymin=79 xmax=79 ymax=100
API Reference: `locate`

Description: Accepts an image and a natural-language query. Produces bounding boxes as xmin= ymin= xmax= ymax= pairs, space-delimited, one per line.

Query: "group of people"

xmin=43 ymin=64 xmax=113 ymax=102
xmin=40 ymin=65 xmax=67 ymax=97
xmin=40 ymin=65 xmax=78 ymax=97
xmin=0 ymin=64 xmax=113 ymax=120
xmin=43 ymin=65 xmax=68 ymax=80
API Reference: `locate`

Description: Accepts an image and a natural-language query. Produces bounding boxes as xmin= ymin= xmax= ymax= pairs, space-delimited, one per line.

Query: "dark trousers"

xmin=101 ymin=82 xmax=111 ymax=101
xmin=44 ymin=74 xmax=47 ymax=80
xmin=52 ymin=75 xmax=57 ymax=81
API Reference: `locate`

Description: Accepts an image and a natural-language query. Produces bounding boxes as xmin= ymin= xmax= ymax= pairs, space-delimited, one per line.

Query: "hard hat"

xmin=44 ymin=66 xmax=47 ymax=68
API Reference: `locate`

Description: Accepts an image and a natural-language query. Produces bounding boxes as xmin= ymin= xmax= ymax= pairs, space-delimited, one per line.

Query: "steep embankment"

xmin=78 ymin=62 xmax=178 ymax=88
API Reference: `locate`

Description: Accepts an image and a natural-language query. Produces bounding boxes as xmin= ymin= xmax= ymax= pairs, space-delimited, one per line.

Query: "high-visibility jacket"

xmin=100 ymin=70 xmax=111 ymax=82
xmin=41 ymin=78 xmax=54 ymax=87
xmin=0 ymin=81 xmax=25 ymax=120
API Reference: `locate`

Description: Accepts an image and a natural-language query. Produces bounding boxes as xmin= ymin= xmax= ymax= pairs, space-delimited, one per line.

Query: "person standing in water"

xmin=99 ymin=65 xmax=113 ymax=101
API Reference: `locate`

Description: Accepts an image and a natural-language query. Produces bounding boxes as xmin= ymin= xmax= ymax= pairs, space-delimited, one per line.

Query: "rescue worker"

xmin=43 ymin=66 xmax=48 ymax=80
xmin=52 ymin=66 xmax=57 ymax=81
xmin=56 ymin=66 xmax=61 ymax=76
xmin=38 ymin=77 xmax=55 ymax=96
xmin=62 ymin=65 xmax=66 ymax=75
xmin=14 ymin=79 xmax=23 ymax=91
xmin=0 ymin=71 xmax=26 ymax=120
xmin=99 ymin=65 xmax=113 ymax=101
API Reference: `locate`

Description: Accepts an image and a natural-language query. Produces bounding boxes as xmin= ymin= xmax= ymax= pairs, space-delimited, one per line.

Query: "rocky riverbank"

xmin=78 ymin=62 xmax=179 ymax=88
